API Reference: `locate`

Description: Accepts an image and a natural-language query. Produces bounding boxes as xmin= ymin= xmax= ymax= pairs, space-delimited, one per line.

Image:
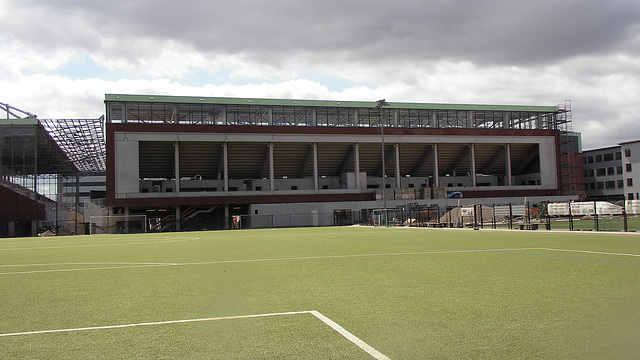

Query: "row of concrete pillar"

xmin=168 ymin=141 xmax=516 ymax=192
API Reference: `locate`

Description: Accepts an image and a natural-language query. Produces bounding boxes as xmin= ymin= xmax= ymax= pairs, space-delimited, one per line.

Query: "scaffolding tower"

xmin=556 ymin=100 xmax=583 ymax=197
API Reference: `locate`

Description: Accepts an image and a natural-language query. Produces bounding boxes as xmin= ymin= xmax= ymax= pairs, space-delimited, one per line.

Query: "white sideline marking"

xmin=0 ymin=248 xmax=535 ymax=275
xmin=0 ymin=237 xmax=200 ymax=252
xmin=310 ymin=310 xmax=390 ymax=360
xmin=4 ymin=247 xmax=640 ymax=276
xmin=0 ymin=263 xmax=181 ymax=275
xmin=0 ymin=310 xmax=390 ymax=359
xmin=536 ymin=248 xmax=640 ymax=258
xmin=0 ymin=262 xmax=175 ymax=268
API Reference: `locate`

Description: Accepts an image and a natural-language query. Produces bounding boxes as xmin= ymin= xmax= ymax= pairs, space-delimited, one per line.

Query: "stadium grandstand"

xmin=105 ymin=94 xmax=583 ymax=231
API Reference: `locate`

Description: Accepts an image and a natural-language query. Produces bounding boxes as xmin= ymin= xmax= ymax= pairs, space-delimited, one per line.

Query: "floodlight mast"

xmin=376 ymin=99 xmax=390 ymax=226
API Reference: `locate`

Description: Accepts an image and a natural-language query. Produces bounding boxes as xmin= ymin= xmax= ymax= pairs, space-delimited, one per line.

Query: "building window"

xmin=590 ymin=182 xmax=596 ymax=190
xmin=616 ymin=152 xmax=622 ymax=160
xmin=606 ymin=181 xmax=616 ymax=189
xmin=604 ymin=153 xmax=614 ymax=161
xmin=626 ymin=163 xmax=632 ymax=172
xmin=618 ymin=180 xmax=624 ymax=188
xmin=589 ymin=169 xmax=594 ymax=177
xmin=597 ymin=182 xmax=604 ymax=189
xmin=629 ymin=193 xmax=635 ymax=200
xmin=607 ymin=167 xmax=615 ymax=175
xmin=583 ymin=170 xmax=588 ymax=178
xmin=595 ymin=154 xmax=603 ymax=162
xmin=628 ymin=178 xmax=634 ymax=186
xmin=625 ymin=148 xmax=631 ymax=157
xmin=617 ymin=166 xmax=623 ymax=174
xmin=588 ymin=156 xmax=594 ymax=163
xmin=596 ymin=168 xmax=606 ymax=176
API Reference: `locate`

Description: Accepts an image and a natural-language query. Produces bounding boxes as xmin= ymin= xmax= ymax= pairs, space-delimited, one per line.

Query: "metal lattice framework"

xmin=2 ymin=101 xmax=106 ymax=175
xmin=0 ymin=101 xmax=37 ymax=119
xmin=39 ymin=117 xmax=106 ymax=175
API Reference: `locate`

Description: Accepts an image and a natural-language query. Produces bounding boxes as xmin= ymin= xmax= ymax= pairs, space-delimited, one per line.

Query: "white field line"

xmin=0 ymin=311 xmax=309 ymax=338
xmin=0 ymin=263 xmax=181 ymax=275
xmin=0 ymin=310 xmax=390 ymax=359
xmin=310 ymin=310 xmax=390 ymax=360
xmin=0 ymin=262 xmax=176 ymax=268
xmin=0 ymin=248 xmax=537 ymax=276
xmin=0 ymin=230 xmax=382 ymax=251
xmin=3 ymin=247 xmax=640 ymax=276
xmin=534 ymin=248 xmax=640 ymax=258
xmin=0 ymin=237 xmax=200 ymax=252
xmin=0 ymin=235 xmax=186 ymax=246
xmin=0 ymin=230 xmax=383 ymax=249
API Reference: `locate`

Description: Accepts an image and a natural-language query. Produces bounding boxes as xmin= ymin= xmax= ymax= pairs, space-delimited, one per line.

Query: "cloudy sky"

xmin=1 ymin=0 xmax=639 ymax=150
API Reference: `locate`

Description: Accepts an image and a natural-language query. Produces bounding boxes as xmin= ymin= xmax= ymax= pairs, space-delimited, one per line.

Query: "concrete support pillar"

xmin=354 ymin=143 xmax=361 ymax=189
xmin=394 ymin=144 xmax=401 ymax=188
xmin=313 ymin=143 xmax=319 ymax=190
xmin=223 ymin=142 xmax=229 ymax=192
xmin=311 ymin=108 xmax=317 ymax=126
xmin=224 ymin=204 xmax=230 ymax=230
xmin=220 ymin=106 xmax=227 ymax=125
xmin=268 ymin=107 xmax=273 ymax=126
xmin=174 ymin=141 xmax=180 ymax=193
xmin=470 ymin=144 xmax=477 ymax=186
xmin=503 ymin=112 xmax=510 ymax=129
xmin=269 ymin=142 xmax=275 ymax=191
xmin=392 ymin=109 xmax=398 ymax=127
xmin=433 ymin=144 xmax=440 ymax=187
xmin=175 ymin=206 xmax=181 ymax=232
xmin=467 ymin=111 xmax=474 ymax=128
xmin=505 ymin=144 xmax=513 ymax=186
xmin=353 ymin=109 xmax=359 ymax=127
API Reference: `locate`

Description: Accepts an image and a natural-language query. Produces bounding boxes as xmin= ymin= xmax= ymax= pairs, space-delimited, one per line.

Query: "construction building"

xmin=105 ymin=94 xmax=582 ymax=231
xmin=0 ymin=102 xmax=105 ymax=237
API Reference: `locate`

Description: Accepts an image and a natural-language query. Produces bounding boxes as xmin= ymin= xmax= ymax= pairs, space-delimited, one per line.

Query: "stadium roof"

xmin=1 ymin=102 xmax=105 ymax=175
xmin=105 ymin=94 xmax=560 ymax=113
xmin=40 ymin=118 xmax=106 ymax=175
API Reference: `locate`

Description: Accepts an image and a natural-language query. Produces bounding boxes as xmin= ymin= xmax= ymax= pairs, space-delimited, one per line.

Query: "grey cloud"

xmin=9 ymin=0 xmax=640 ymax=66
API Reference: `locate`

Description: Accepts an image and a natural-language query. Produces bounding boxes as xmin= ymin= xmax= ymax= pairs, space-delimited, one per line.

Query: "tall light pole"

xmin=376 ymin=99 xmax=390 ymax=225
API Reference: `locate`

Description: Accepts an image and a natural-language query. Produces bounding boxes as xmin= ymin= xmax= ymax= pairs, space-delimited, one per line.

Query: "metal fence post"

xmin=593 ymin=200 xmax=599 ymax=231
xmin=569 ymin=201 xmax=574 ymax=231
xmin=623 ymin=201 xmax=628 ymax=232
xmin=492 ymin=203 xmax=496 ymax=229
xmin=508 ymin=203 xmax=513 ymax=230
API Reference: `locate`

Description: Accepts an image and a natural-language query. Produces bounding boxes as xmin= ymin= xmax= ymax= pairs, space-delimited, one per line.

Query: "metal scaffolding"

xmin=1 ymin=101 xmax=105 ymax=236
xmin=556 ymin=100 xmax=584 ymax=197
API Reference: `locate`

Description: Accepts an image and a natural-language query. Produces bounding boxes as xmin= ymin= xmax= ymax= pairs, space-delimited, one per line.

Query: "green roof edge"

xmin=105 ymin=94 xmax=560 ymax=112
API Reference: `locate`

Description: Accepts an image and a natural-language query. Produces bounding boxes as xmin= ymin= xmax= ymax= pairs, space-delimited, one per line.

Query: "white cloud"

xmin=1 ymin=0 xmax=640 ymax=152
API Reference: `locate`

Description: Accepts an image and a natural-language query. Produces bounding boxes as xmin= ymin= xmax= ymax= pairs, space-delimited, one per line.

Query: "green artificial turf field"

xmin=1 ymin=227 xmax=640 ymax=359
